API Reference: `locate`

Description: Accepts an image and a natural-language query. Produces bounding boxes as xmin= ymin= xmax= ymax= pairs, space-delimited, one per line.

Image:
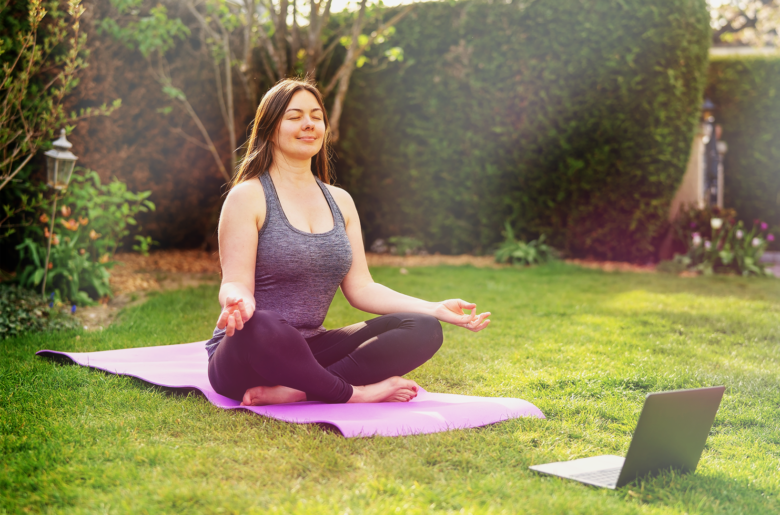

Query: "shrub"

xmin=337 ymin=0 xmax=711 ymax=261
xmin=387 ymin=236 xmax=425 ymax=256
xmin=14 ymin=168 xmax=155 ymax=305
xmin=0 ymin=0 xmax=119 ymax=243
xmin=494 ymin=222 xmax=556 ymax=266
xmin=706 ymin=56 xmax=780 ymax=244
xmin=672 ymin=205 xmax=773 ymax=276
xmin=0 ymin=283 xmax=79 ymax=339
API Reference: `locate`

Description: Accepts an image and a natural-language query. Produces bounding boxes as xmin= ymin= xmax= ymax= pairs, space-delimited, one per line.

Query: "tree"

xmin=100 ymin=0 xmax=413 ymax=186
xmin=709 ymin=0 xmax=780 ymax=47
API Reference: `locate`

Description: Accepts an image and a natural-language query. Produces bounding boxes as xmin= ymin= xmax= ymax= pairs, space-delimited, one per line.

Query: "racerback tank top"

xmin=205 ymin=171 xmax=353 ymax=357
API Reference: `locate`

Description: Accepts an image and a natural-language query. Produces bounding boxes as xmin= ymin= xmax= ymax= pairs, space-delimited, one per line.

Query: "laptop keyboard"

xmin=570 ymin=467 xmax=622 ymax=486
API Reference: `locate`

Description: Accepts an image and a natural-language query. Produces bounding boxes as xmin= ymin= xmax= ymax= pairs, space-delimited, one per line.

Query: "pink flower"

xmin=692 ymin=233 xmax=702 ymax=246
xmin=752 ymin=237 xmax=761 ymax=247
xmin=704 ymin=240 xmax=712 ymax=249
xmin=769 ymin=234 xmax=776 ymax=242
xmin=761 ymin=222 xmax=768 ymax=231
xmin=689 ymin=222 xmax=697 ymax=228
xmin=736 ymin=230 xmax=744 ymax=239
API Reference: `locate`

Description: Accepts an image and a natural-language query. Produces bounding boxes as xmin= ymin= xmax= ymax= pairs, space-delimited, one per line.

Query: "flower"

xmin=78 ymin=217 xmax=88 ymax=225
xmin=48 ymin=262 xmax=53 ymax=269
xmin=689 ymin=222 xmax=697 ymax=229
xmin=39 ymin=213 xmax=49 ymax=224
xmin=769 ymin=234 xmax=776 ymax=242
xmin=60 ymin=205 xmax=71 ymax=217
xmin=704 ymin=240 xmax=712 ymax=249
xmin=710 ymin=218 xmax=723 ymax=230
xmin=89 ymin=229 xmax=101 ymax=240
xmin=99 ymin=253 xmax=110 ymax=264
xmin=60 ymin=218 xmax=79 ymax=231
xmin=752 ymin=237 xmax=761 ymax=247
xmin=51 ymin=233 xmax=59 ymax=245
xmin=79 ymin=248 xmax=86 ymax=255
xmin=692 ymin=232 xmax=702 ymax=246
xmin=761 ymin=222 xmax=768 ymax=231
xmin=736 ymin=230 xmax=744 ymax=239
xmin=44 ymin=227 xmax=50 ymax=238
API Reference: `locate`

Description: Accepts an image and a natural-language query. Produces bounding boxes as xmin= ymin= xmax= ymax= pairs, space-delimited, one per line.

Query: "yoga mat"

xmin=36 ymin=342 xmax=544 ymax=437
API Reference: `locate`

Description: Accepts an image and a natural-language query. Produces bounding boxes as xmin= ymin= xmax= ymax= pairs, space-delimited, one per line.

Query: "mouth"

xmin=297 ymin=136 xmax=318 ymax=142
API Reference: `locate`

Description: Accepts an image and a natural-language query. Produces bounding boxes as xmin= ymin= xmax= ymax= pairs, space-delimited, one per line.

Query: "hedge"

xmin=706 ymin=56 xmax=780 ymax=232
xmin=336 ymin=0 xmax=710 ymax=260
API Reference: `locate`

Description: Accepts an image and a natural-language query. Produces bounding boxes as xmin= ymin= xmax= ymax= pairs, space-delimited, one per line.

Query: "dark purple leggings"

xmin=207 ymin=310 xmax=444 ymax=403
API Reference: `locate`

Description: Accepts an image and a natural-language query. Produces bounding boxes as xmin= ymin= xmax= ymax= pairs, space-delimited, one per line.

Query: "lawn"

xmin=2 ymin=263 xmax=779 ymax=514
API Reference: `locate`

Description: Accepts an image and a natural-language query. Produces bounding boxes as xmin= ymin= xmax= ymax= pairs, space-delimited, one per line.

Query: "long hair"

xmin=231 ymin=78 xmax=331 ymax=189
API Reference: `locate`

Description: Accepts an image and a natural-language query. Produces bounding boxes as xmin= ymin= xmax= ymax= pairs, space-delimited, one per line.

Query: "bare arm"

xmin=215 ymin=180 xmax=265 ymax=336
xmin=330 ymin=187 xmax=490 ymax=331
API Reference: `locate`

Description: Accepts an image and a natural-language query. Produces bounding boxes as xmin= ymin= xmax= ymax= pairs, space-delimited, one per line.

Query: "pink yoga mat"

xmin=36 ymin=342 xmax=544 ymax=437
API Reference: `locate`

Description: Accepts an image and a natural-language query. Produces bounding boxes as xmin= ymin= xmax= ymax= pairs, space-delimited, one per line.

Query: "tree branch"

xmin=321 ymin=4 xmax=413 ymax=98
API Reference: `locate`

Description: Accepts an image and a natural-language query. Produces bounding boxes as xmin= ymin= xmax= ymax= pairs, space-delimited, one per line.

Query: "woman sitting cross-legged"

xmin=206 ymin=78 xmax=491 ymax=406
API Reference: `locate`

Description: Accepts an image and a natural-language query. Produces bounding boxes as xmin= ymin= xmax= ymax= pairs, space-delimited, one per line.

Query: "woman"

xmin=207 ymin=78 xmax=490 ymax=406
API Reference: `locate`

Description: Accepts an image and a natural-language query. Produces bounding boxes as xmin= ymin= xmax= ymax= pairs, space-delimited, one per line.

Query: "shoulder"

xmin=222 ymin=178 xmax=266 ymax=224
xmin=324 ymin=184 xmax=358 ymax=220
xmin=324 ymin=183 xmax=356 ymax=208
xmin=227 ymin=177 xmax=265 ymax=204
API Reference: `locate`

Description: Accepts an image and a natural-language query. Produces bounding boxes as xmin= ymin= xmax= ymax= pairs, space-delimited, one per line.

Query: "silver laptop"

xmin=529 ymin=386 xmax=725 ymax=489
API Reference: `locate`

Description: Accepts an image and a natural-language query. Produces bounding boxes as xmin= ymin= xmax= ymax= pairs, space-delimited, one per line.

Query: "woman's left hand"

xmin=432 ymin=299 xmax=491 ymax=332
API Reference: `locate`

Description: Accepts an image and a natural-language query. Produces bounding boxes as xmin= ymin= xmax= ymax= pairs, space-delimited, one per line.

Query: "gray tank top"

xmin=205 ymin=171 xmax=353 ymax=357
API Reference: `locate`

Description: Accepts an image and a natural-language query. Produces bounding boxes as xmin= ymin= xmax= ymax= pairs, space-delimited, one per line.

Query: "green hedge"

xmin=706 ymin=56 xmax=780 ymax=232
xmin=336 ymin=0 xmax=710 ymax=260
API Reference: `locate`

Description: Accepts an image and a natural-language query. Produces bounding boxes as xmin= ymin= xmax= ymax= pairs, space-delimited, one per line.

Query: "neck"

xmin=269 ymin=150 xmax=315 ymax=188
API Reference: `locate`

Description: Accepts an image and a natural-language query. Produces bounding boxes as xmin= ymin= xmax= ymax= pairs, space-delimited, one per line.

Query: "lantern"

xmin=44 ymin=129 xmax=78 ymax=189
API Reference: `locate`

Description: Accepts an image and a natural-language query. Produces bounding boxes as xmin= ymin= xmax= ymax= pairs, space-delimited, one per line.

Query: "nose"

xmin=302 ymin=116 xmax=315 ymax=130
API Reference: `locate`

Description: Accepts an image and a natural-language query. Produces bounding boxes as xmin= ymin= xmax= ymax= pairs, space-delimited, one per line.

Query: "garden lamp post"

xmin=41 ymin=129 xmax=78 ymax=297
xmin=701 ymin=99 xmax=720 ymax=208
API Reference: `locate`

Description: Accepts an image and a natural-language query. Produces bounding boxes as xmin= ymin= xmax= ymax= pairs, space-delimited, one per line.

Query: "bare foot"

xmin=240 ymin=385 xmax=307 ymax=406
xmin=348 ymin=377 xmax=419 ymax=403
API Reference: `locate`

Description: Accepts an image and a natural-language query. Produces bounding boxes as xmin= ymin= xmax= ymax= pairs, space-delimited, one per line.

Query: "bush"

xmin=706 ymin=56 xmax=780 ymax=241
xmin=494 ymin=222 xmax=556 ymax=266
xmin=387 ymin=236 xmax=425 ymax=256
xmin=672 ymin=205 xmax=773 ymax=276
xmin=14 ymin=168 xmax=155 ymax=305
xmin=0 ymin=283 xmax=79 ymax=339
xmin=337 ymin=0 xmax=711 ymax=261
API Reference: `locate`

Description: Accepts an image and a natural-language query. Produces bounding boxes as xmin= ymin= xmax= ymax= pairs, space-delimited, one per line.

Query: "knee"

xmin=231 ymin=310 xmax=287 ymax=341
xmin=413 ymin=313 xmax=444 ymax=355
xmin=246 ymin=309 xmax=286 ymax=328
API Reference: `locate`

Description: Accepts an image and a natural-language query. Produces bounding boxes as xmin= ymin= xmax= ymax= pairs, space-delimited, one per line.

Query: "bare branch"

xmin=0 ymin=151 xmax=35 ymax=194
xmin=170 ymin=126 xmax=212 ymax=150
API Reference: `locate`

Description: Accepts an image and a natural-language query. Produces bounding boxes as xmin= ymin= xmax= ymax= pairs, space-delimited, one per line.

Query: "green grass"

xmin=2 ymin=263 xmax=779 ymax=514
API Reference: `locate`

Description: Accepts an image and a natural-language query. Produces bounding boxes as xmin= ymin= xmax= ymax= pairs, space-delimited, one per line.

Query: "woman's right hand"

xmin=217 ymin=296 xmax=255 ymax=336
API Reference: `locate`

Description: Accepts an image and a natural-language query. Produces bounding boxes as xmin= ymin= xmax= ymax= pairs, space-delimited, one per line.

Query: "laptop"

xmin=529 ymin=386 xmax=725 ymax=489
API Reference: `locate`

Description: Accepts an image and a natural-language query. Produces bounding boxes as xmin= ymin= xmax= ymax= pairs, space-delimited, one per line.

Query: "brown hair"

xmin=231 ymin=78 xmax=331 ymax=189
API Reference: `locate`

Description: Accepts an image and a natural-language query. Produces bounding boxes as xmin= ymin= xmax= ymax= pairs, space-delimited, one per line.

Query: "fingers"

xmin=464 ymin=311 xmax=491 ymax=332
xmin=225 ymin=311 xmax=236 ymax=337
xmin=458 ymin=299 xmax=476 ymax=310
xmin=218 ymin=297 xmax=253 ymax=334
xmin=233 ymin=308 xmax=244 ymax=331
xmin=216 ymin=309 xmax=229 ymax=330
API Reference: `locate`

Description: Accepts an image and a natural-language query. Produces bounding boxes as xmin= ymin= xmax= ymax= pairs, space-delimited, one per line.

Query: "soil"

xmin=75 ymin=250 xmax=221 ymax=331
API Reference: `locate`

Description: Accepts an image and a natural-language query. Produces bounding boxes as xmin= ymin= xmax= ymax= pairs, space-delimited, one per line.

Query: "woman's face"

xmin=274 ymin=90 xmax=326 ymax=161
